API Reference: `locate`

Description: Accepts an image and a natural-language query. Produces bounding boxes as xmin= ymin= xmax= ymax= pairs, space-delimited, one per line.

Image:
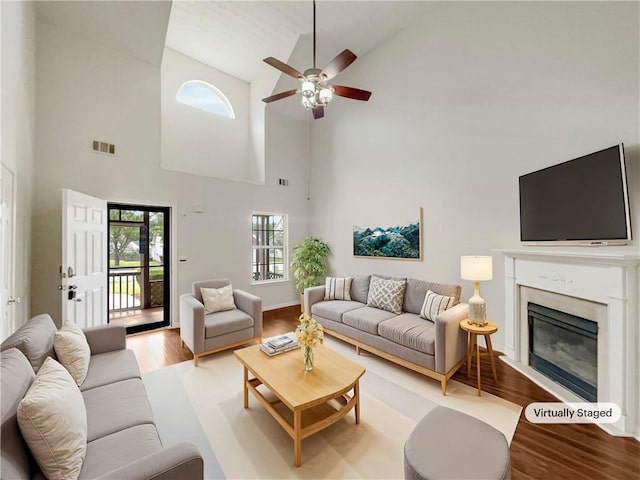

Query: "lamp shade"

xmin=319 ymin=87 xmax=333 ymax=104
xmin=460 ymin=256 xmax=493 ymax=281
xmin=301 ymin=81 xmax=316 ymax=98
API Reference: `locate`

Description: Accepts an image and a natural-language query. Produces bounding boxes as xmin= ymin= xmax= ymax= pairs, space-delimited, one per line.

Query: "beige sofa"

xmin=305 ymin=275 xmax=468 ymax=394
xmin=1 ymin=314 xmax=203 ymax=479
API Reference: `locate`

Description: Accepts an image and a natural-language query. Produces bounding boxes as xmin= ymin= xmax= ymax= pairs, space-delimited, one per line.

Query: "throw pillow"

xmin=366 ymin=276 xmax=407 ymax=314
xmin=17 ymin=357 xmax=87 ymax=480
xmin=420 ymin=290 xmax=456 ymax=321
xmin=201 ymin=285 xmax=237 ymax=314
xmin=0 ymin=314 xmax=57 ymax=372
xmin=324 ymin=277 xmax=353 ymax=301
xmin=54 ymin=321 xmax=91 ymax=386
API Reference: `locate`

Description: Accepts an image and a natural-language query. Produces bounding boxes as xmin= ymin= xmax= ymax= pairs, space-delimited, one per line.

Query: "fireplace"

xmin=528 ymin=303 xmax=597 ymax=402
xmin=500 ymin=247 xmax=639 ymax=439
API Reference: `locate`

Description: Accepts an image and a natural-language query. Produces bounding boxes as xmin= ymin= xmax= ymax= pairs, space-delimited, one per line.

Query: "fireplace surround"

xmin=499 ymin=248 xmax=639 ymax=439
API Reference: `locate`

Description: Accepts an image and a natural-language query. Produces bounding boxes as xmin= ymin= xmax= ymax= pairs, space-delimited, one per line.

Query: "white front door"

xmin=1 ymin=164 xmax=17 ymax=340
xmin=62 ymin=189 xmax=108 ymax=328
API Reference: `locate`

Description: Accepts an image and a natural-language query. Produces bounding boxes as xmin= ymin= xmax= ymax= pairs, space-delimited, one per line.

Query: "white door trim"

xmin=1 ymin=163 xmax=18 ymax=340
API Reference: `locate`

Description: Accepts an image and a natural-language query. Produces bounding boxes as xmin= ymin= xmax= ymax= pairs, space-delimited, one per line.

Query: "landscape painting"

xmin=353 ymin=208 xmax=422 ymax=260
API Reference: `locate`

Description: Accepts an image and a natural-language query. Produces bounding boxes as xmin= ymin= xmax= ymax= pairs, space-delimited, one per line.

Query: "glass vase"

xmin=303 ymin=346 xmax=314 ymax=371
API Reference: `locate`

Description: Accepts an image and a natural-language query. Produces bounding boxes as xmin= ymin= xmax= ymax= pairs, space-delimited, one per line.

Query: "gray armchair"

xmin=179 ymin=279 xmax=263 ymax=366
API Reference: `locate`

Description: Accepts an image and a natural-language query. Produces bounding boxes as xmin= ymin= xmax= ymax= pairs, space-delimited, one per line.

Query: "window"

xmin=176 ymin=80 xmax=235 ymax=119
xmin=252 ymin=213 xmax=286 ymax=283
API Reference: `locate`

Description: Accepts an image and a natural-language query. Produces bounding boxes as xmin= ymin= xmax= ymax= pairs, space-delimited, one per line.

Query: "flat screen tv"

xmin=519 ymin=144 xmax=631 ymax=245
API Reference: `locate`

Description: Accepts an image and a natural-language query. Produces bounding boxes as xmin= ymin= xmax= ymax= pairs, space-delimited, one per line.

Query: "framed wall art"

xmin=353 ymin=207 xmax=422 ymax=260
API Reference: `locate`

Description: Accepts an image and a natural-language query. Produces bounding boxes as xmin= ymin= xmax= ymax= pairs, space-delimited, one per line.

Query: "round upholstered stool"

xmin=404 ymin=406 xmax=511 ymax=480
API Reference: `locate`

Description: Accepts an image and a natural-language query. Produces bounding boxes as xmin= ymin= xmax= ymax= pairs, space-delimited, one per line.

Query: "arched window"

xmin=176 ymin=80 xmax=235 ymax=119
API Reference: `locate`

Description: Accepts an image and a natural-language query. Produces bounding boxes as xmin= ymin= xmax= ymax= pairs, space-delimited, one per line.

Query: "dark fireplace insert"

xmin=528 ymin=303 xmax=598 ymax=402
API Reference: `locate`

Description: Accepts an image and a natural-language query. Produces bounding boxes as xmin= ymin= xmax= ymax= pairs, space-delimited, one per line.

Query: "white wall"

xmin=32 ymin=20 xmax=309 ymax=326
xmin=308 ymin=1 xmax=640 ymax=349
xmin=1 ymin=0 xmax=36 ymax=328
xmin=161 ymin=48 xmax=255 ymax=183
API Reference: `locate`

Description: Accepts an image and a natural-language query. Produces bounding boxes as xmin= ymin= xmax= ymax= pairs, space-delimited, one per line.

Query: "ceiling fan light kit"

xmin=261 ymin=0 xmax=371 ymax=119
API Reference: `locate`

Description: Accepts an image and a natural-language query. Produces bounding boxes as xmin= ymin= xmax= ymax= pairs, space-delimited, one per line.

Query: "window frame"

xmin=251 ymin=212 xmax=288 ymax=285
xmin=175 ymin=80 xmax=236 ymax=119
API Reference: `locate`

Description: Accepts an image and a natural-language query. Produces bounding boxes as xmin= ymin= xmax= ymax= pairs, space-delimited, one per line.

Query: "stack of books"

xmin=260 ymin=332 xmax=299 ymax=356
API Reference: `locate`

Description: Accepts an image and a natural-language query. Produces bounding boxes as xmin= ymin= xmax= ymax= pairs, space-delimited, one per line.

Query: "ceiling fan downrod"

xmin=313 ymin=0 xmax=316 ymax=70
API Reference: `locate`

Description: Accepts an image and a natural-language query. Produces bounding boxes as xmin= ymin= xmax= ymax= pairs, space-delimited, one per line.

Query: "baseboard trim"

xmin=263 ymin=301 xmax=301 ymax=312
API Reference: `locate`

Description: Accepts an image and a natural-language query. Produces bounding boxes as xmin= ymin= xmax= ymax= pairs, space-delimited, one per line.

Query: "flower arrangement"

xmin=295 ymin=313 xmax=323 ymax=370
xmin=295 ymin=313 xmax=324 ymax=347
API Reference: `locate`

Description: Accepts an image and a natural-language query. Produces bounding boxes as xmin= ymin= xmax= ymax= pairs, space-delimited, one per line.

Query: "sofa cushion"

xmin=403 ymin=278 xmax=461 ymax=314
xmin=312 ymin=300 xmax=365 ymax=323
xmin=82 ymin=378 xmax=155 ymax=442
xmin=54 ymin=321 xmax=91 ymax=386
xmin=1 ymin=314 xmax=57 ymax=372
xmin=325 ymin=277 xmax=352 ymax=300
xmin=420 ymin=290 xmax=456 ymax=321
xmin=1 ymin=348 xmax=36 ymax=480
xmin=80 ymin=424 xmax=162 ymax=479
xmin=343 ymin=306 xmax=397 ymax=335
xmin=350 ymin=275 xmax=371 ymax=304
xmin=17 ymin=357 xmax=87 ymax=480
xmin=201 ymin=285 xmax=237 ymax=314
xmin=378 ymin=313 xmax=436 ymax=355
xmin=204 ymin=309 xmax=254 ymax=338
xmin=367 ymin=276 xmax=407 ymax=314
xmin=80 ymin=349 xmax=141 ymax=392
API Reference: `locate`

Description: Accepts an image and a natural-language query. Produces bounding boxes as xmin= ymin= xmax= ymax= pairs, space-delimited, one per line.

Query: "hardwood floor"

xmin=127 ymin=305 xmax=640 ymax=480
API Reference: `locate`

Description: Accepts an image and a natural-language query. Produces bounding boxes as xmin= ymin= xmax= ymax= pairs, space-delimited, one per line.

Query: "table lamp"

xmin=460 ymin=256 xmax=493 ymax=326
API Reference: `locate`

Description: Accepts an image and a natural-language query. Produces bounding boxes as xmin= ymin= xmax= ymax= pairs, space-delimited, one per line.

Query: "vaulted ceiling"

xmin=36 ymin=1 xmax=172 ymax=66
xmin=36 ymin=1 xmax=433 ymax=86
xmin=165 ymin=1 xmax=434 ymax=83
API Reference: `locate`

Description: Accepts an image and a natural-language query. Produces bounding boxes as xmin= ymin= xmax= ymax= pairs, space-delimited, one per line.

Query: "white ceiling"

xmin=166 ymin=1 xmax=434 ymax=83
xmin=36 ymin=1 xmax=172 ymax=66
xmin=36 ymin=1 xmax=434 ymax=84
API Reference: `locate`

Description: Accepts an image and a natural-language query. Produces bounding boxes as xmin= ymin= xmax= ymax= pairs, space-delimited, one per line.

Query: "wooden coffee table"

xmin=234 ymin=343 xmax=365 ymax=467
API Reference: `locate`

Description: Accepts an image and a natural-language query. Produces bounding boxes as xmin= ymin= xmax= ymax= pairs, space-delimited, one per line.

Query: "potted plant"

xmin=290 ymin=237 xmax=330 ymax=312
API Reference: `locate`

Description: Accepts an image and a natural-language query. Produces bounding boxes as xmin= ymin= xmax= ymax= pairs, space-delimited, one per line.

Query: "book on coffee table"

xmin=268 ymin=335 xmax=295 ymax=349
xmin=261 ymin=332 xmax=299 ymax=356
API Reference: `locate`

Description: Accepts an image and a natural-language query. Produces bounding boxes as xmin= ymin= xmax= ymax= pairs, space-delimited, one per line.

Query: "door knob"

xmin=7 ymin=297 xmax=21 ymax=305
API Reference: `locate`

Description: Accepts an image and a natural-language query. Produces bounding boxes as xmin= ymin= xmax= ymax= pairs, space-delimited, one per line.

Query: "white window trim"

xmin=251 ymin=212 xmax=288 ymax=285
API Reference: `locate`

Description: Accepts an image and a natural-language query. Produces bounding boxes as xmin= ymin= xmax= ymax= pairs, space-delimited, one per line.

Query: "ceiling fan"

xmin=261 ymin=0 xmax=372 ymax=119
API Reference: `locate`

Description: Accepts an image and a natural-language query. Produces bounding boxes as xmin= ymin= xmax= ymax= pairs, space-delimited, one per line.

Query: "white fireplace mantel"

xmin=498 ymin=247 xmax=640 ymax=439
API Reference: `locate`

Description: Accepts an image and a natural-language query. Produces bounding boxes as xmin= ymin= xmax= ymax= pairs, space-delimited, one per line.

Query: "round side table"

xmin=459 ymin=319 xmax=498 ymax=396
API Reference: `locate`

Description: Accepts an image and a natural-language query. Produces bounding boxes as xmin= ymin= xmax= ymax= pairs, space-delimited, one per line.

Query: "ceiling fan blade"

xmin=262 ymin=89 xmax=298 ymax=103
xmin=320 ymin=49 xmax=357 ymax=80
xmin=333 ymin=85 xmax=372 ymax=101
xmin=263 ymin=57 xmax=304 ymax=79
xmin=312 ymin=106 xmax=324 ymax=119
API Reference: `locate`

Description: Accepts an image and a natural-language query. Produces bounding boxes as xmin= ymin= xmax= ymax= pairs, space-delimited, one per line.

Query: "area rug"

xmin=143 ymin=336 xmax=521 ymax=479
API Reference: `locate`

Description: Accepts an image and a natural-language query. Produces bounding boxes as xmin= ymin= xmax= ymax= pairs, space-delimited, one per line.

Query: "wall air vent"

xmin=91 ymin=140 xmax=116 ymax=155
